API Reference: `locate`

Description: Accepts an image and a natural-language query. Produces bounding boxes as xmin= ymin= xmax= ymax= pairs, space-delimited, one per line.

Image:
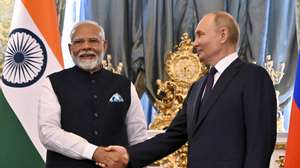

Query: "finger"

xmin=105 ymin=145 xmax=122 ymax=152
xmin=95 ymin=162 xmax=107 ymax=167
xmin=108 ymin=145 xmax=124 ymax=152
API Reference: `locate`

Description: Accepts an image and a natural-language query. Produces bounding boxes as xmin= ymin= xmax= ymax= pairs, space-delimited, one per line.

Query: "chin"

xmin=198 ymin=55 xmax=205 ymax=61
xmin=77 ymin=59 xmax=98 ymax=70
xmin=79 ymin=64 xmax=98 ymax=71
xmin=198 ymin=57 xmax=209 ymax=65
xmin=79 ymin=57 xmax=96 ymax=62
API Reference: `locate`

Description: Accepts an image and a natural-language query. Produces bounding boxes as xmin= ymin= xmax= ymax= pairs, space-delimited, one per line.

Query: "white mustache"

xmin=78 ymin=50 xmax=97 ymax=57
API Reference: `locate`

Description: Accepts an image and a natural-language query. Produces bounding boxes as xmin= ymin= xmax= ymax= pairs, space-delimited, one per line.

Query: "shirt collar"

xmin=214 ymin=52 xmax=238 ymax=74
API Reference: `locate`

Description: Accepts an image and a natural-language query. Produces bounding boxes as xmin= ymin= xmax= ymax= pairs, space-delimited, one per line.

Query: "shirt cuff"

xmin=82 ymin=143 xmax=98 ymax=160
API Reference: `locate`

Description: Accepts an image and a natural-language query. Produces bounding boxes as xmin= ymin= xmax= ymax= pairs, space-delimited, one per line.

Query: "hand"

xmin=92 ymin=146 xmax=111 ymax=167
xmin=105 ymin=145 xmax=129 ymax=166
xmin=94 ymin=145 xmax=129 ymax=168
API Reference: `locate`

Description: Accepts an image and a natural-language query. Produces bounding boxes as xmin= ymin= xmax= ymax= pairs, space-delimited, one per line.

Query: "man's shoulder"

xmin=101 ymin=68 xmax=131 ymax=83
xmin=238 ymin=61 xmax=271 ymax=84
xmin=48 ymin=67 xmax=75 ymax=78
xmin=241 ymin=62 xmax=268 ymax=75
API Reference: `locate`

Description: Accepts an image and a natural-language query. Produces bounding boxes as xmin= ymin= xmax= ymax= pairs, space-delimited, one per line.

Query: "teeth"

xmin=80 ymin=54 xmax=95 ymax=56
xmin=78 ymin=50 xmax=97 ymax=57
xmin=80 ymin=55 xmax=95 ymax=58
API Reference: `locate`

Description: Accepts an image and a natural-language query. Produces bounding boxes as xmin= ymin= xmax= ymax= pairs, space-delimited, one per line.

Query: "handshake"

xmin=92 ymin=145 xmax=129 ymax=168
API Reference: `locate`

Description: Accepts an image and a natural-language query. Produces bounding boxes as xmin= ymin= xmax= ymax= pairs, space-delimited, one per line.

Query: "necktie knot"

xmin=203 ymin=67 xmax=217 ymax=97
xmin=209 ymin=67 xmax=217 ymax=76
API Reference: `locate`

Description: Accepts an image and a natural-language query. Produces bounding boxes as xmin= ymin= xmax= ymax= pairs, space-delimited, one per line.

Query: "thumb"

xmin=103 ymin=146 xmax=113 ymax=152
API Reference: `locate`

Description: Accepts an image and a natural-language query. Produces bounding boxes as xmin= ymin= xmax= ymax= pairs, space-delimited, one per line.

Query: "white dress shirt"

xmin=38 ymin=77 xmax=147 ymax=160
xmin=212 ymin=52 xmax=239 ymax=87
xmin=201 ymin=52 xmax=238 ymax=99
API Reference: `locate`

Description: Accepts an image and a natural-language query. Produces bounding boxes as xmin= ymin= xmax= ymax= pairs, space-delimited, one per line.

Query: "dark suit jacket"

xmin=127 ymin=58 xmax=277 ymax=168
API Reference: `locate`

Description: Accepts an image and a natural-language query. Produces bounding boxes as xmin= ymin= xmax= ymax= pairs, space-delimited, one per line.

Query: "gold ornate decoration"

xmin=275 ymin=143 xmax=286 ymax=150
xmin=0 ymin=0 xmax=14 ymax=77
xmin=150 ymin=33 xmax=207 ymax=130
xmin=263 ymin=55 xmax=286 ymax=132
xmin=275 ymin=155 xmax=285 ymax=168
xmin=274 ymin=142 xmax=286 ymax=167
xmin=149 ymin=33 xmax=207 ymax=168
xmin=101 ymin=54 xmax=123 ymax=74
xmin=165 ymin=33 xmax=206 ymax=84
xmin=0 ymin=64 xmax=3 ymax=76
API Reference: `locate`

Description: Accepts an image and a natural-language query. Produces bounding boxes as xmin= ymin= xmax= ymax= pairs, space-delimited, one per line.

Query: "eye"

xmin=72 ymin=39 xmax=84 ymax=45
xmin=88 ymin=38 xmax=100 ymax=44
xmin=195 ymin=31 xmax=204 ymax=38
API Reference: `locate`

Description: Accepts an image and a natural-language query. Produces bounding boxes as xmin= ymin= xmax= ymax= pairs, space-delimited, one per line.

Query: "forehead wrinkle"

xmin=72 ymin=35 xmax=101 ymax=41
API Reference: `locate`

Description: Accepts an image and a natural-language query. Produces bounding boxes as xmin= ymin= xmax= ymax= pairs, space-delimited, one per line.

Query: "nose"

xmin=193 ymin=39 xmax=199 ymax=53
xmin=193 ymin=37 xmax=199 ymax=47
xmin=82 ymin=41 xmax=92 ymax=50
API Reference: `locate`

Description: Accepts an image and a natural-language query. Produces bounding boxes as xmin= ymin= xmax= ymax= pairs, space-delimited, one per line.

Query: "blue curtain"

xmin=78 ymin=0 xmax=297 ymax=129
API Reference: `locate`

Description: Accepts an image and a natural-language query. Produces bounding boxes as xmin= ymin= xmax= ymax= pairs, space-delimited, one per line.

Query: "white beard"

xmin=71 ymin=51 xmax=105 ymax=72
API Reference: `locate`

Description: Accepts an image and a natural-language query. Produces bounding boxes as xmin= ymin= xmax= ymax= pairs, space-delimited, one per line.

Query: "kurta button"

xmin=94 ymin=130 xmax=98 ymax=135
xmin=93 ymin=95 xmax=98 ymax=99
xmin=91 ymin=79 xmax=95 ymax=83
xmin=94 ymin=113 xmax=99 ymax=117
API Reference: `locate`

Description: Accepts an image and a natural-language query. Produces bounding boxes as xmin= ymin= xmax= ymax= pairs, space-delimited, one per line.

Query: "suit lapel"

xmin=192 ymin=58 xmax=244 ymax=136
xmin=186 ymin=78 xmax=206 ymax=135
xmin=189 ymin=77 xmax=207 ymax=123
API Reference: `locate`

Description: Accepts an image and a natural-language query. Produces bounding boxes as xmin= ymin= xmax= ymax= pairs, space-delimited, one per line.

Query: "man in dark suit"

xmin=101 ymin=11 xmax=277 ymax=168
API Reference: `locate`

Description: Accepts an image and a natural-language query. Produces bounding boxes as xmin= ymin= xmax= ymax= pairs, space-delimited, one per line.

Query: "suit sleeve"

xmin=127 ymin=85 xmax=194 ymax=168
xmin=242 ymin=66 xmax=277 ymax=168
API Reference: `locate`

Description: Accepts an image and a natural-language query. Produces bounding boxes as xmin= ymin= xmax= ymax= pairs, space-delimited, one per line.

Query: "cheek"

xmin=72 ymin=51 xmax=80 ymax=58
xmin=94 ymin=49 xmax=102 ymax=55
xmin=97 ymin=45 xmax=105 ymax=53
xmin=199 ymin=39 xmax=209 ymax=49
xmin=70 ymin=47 xmax=79 ymax=56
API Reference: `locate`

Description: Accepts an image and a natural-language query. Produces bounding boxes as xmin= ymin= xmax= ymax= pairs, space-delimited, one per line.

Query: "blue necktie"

xmin=195 ymin=67 xmax=217 ymax=123
xmin=202 ymin=67 xmax=218 ymax=100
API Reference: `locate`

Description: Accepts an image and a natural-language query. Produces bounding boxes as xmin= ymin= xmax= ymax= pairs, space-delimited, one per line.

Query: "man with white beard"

xmin=38 ymin=21 xmax=147 ymax=168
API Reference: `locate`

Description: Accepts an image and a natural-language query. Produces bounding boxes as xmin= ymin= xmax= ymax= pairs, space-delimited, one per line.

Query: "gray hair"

xmin=70 ymin=20 xmax=105 ymax=41
xmin=211 ymin=11 xmax=240 ymax=48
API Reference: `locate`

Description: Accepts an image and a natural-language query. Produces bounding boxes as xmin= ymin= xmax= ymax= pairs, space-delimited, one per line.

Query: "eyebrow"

xmin=72 ymin=36 xmax=101 ymax=41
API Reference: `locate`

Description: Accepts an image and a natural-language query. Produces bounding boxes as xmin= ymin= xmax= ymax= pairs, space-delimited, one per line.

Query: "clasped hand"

xmin=92 ymin=145 xmax=129 ymax=168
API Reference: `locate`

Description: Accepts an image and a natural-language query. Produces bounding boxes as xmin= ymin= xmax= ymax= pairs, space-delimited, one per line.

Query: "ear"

xmin=219 ymin=27 xmax=229 ymax=44
xmin=68 ymin=43 xmax=72 ymax=55
xmin=103 ymin=40 xmax=108 ymax=52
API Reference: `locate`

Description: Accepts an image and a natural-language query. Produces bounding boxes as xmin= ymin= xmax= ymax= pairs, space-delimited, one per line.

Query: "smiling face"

xmin=68 ymin=23 xmax=107 ymax=72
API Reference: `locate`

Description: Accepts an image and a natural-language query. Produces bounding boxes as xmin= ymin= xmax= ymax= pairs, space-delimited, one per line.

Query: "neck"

xmin=89 ymin=64 xmax=102 ymax=74
xmin=210 ymin=45 xmax=236 ymax=66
